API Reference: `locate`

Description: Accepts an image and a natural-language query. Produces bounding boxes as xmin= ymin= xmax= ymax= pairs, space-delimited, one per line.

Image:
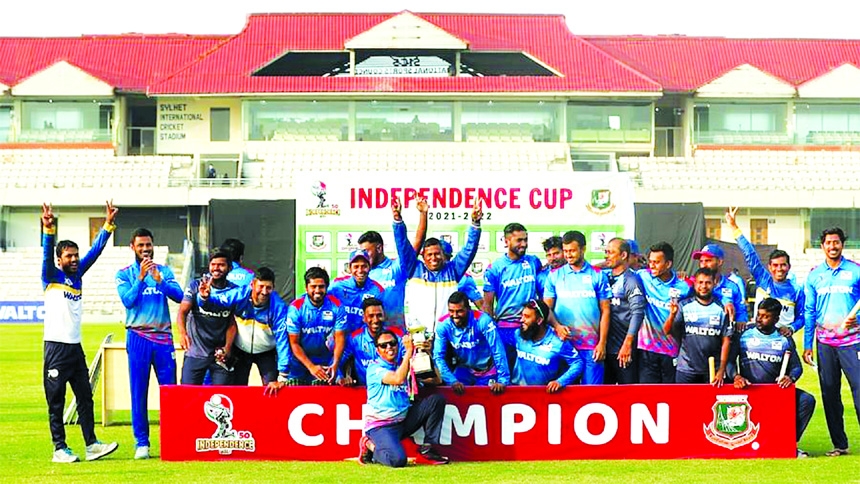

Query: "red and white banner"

xmin=160 ymin=385 xmax=796 ymax=461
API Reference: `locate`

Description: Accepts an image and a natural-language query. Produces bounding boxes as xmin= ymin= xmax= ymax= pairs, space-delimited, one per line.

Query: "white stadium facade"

xmin=2 ymin=11 xmax=860 ymax=319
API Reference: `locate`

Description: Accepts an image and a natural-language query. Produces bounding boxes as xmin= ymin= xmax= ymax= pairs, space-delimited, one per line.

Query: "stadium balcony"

xmin=0 ymin=245 xmax=180 ymax=322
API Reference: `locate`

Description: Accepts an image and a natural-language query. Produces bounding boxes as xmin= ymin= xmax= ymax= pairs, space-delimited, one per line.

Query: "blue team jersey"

xmin=731 ymin=326 xmax=802 ymax=383
xmin=365 ymin=358 xmax=410 ymax=431
xmin=672 ymin=298 xmax=732 ymax=375
xmin=544 ymin=263 xmax=611 ymax=350
xmin=803 ymin=257 xmax=860 ymax=349
xmin=483 ymin=254 xmax=542 ymax=327
xmin=327 ymin=275 xmax=385 ymax=332
xmin=226 ymin=262 xmax=254 ymax=287
xmin=714 ymin=275 xmax=748 ymax=323
xmin=636 ymin=269 xmax=690 ymax=357
xmin=536 ymin=265 xmax=554 ymax=300
xmin=286 ymin=294 xmax=348 ymax=374
xmin=606 ymin=268 xmax=646 ymax=354
xmin=459 ymin=273 xmax=482 ymax=304
xmin=369 ymin=256 xmax=408 ymax=329
xmin=735 ymin=234 xmax=805 ymax=331
xmin=116 ymin=261 xmax=184 ymax=337
xmin=342 ymin=326 xmax=404 ymax=385
xmin=512 ymin=328 xmax=582 ymax=387
xmin=433 ymin=310 xmax=510 ymax=385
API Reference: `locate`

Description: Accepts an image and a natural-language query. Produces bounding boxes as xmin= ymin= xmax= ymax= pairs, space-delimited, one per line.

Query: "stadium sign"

xmin=295 ymin=171 xmax=635 ymax=282
xmin=160 ymin=385 xmax=795 ymax=461
xmin=0 ymin=301 xmax=45 ymax=323
xmin=354 ymin=56 xmax=452 ymax=77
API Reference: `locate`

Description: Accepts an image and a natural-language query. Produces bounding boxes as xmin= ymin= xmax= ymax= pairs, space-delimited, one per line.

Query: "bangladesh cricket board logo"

xmin=586 ymin=189 xmax=616 ymax=215
xmin=703 ymin=395 xmax=760 ymax=450
xmin=307 ymin=180 xmax=341 ymax=217
xmin=196 ymin=394 xmax=256 ymax=455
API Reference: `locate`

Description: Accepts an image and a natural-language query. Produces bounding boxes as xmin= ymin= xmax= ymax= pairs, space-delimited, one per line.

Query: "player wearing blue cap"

xmin=730 ymin=297 xmax=815 ymax=458
xmin=483 ymin=223 xmax=542 ymax=357
xmin=665 ymin=268 xmax=732 ymax=385
xmin=692 ymin=243 xmax=748 ymax=328
xmin=287 ymin=267 xmax=348 ymax=384
xmin=115 ymin=227 xmax=182 ymax=460
xmin=512 ymin=298 xmax=583 ymax=390
xmin=544 ymin=230 xmax=612 ymax=384
xmin=328 ymin=249 xmax=385 ymax=332
xmin=433 ymin=291 xmax=509 ymax=394
xmin=802 ymin=227 xmax=860 ymax=457
xmin=725 ymin=207 xmax=805 ymax=334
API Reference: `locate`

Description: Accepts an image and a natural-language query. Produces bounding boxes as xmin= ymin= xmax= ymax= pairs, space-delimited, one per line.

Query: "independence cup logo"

xmin=306 ymin=180 xmax=341 ymax=217
xmin=703 ymin=395 xmax=760 ymax=450
xmin=196 ymin=394 xmax=256 ymax=455
xmin=587 ymin=189 xmax=616 ymax=215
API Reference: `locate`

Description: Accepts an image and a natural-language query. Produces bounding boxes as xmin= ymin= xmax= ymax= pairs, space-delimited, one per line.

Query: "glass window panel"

xmin=566 ymin=103 xmax=651 ymax=143
xmin=210 ymin=108 xmax=230 ymax=142
xmin=244 ymin=100 xmax=349 ymax=141
xmin=464 ymin=101 xmax=559 ymax=142
xmin=693 ymin=102 xmax=786 ymax=144
xmin=355 ymin=101 xmax=452 ymax=141
xmin=20 ymin=101 xmax=112 ymax=142
xmin=0 ymin=106 xmax=11 ymax=142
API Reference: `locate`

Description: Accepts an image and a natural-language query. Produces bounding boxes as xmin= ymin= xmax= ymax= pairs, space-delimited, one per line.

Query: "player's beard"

xmin=520 ymin=322 xmax=541 ymax=341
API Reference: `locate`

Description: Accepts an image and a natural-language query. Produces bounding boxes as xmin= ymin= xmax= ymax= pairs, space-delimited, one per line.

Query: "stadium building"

xmin=2 ymin=11 xmax=860 ymax=319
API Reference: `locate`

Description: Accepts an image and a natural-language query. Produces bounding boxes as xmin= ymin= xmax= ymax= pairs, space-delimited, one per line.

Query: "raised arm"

xmin=449 ymin=200 xmax=483 ymax=281
xmin=392 ymin=196 xmax=419 ymax=278
xmin=40 ymin=203 xmax=57 ymax=284
xmin=381 ymin=334 xmax=414 ymax=385
xmin=411 ymin=197 xmax=429 ymax=253
xmin=727 ymin=207 xmax=769 ymax=284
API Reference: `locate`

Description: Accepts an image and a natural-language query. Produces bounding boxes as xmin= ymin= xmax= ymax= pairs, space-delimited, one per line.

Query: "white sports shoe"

xmin=134 ymin=446 xmax=150 ymax=460
xmin=85 ymin=441 xmax=118 ymax=461
xmin=52 ymin=447 xmax=80 ymax=463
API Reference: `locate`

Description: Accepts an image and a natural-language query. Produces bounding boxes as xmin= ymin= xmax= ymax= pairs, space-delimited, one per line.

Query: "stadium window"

xmin=795 ymin=103 xmax=860 ymax=145
xmin=243 ymin=100 xmax=348 ymax=141
xmin=693 ymin=102 xmax=788 ymax=145
xmin=210 ymin=108 xmax=230 ymax=142
xmin=567 ymin=103 xmax=651 ymax=143
xmin=705 ymin=219 xmax=722 ymax=240
xmin=461 ymin=101 xmax=559 ymax=142
xmin=355 ymin=101 xmax=453 ymax=142
xmin=19 ymin=100 xmax=112 ymax=143
xmin=0 ymin=106 xmax=11 ymax=142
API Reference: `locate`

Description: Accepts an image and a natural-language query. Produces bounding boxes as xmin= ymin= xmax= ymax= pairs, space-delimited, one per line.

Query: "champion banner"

xmin=293 ymin=171 xmax=635 ymax=284
xmin=160 ymin=385 xmax=795 ymax=461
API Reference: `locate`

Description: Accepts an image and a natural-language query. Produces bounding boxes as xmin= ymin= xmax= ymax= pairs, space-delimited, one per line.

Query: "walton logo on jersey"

xmin=64 ymin=291 xmax=82 ymax=301
xmin=817 ymin=285 xmax=852 ymax=295
xmin=344 ymin=306 xmax=363 ymax=315
xmin=451 ymin=340 xmax=478 ymax=350
xmin=198 ymin=307 xmax=231 ymax=318
xmin=746 ymin=351 xmax=783 ymax=363
xmin=142 ymin=287 xmax=163 ymax=296
xmin=303 ymin=326 xmax=332 ymax=335
xmin=556 ymin=289 xmax=597 ymax=299
xmin=686 ymin=326 xmax=722 ymax=336
xmin=502 ymin=275 xmax=535 ymax=289
xmin=517 ymin=350 xmax=550 ymax=365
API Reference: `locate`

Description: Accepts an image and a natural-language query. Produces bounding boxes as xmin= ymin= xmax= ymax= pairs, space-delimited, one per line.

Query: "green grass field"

xmin=1 ymin=323 xmax=859 ymax=484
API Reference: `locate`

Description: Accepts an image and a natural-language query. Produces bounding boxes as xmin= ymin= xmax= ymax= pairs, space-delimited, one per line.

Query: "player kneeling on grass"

xmin=512 ymin=299 xmax=583 ymax=391
xmin=730 ymin=297 xmax=816 ymax=458
xmin=432 ymin=291 xmax=510 ymax=395
xmin=360 ymin=331 xmax=449 ymax=466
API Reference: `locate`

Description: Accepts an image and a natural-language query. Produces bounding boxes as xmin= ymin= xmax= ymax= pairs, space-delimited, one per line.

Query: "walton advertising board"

xmin=294 ymin=171 xmax=635 ymax=285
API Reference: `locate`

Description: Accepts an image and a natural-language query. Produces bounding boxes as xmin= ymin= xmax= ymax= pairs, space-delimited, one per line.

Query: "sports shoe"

xmin=134 ymin=446 xmax=150 ymax=460
xmin=825 ymin=448 xmax=849 ymax=457
xmin=52 ymin=447 xmax=80 ymax=463
xmin=418 ymin=444 xmax=449 ymax=465
xmin=796 ymin=449 xmax=809 ymax=458
xmin=85 ymin=441 xmax=118 ymax=461
xmin=358 ymin=435 xmax=373 ymax=465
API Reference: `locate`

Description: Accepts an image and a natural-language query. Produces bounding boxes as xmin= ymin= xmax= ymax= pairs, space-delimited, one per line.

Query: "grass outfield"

xmin=1 ymin=324 xmax=859 ymax=484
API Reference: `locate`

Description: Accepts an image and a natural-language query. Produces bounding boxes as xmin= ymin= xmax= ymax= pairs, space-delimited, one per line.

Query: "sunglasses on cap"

xmin=377 ymin=340 xmax=398 ymax=349
xmin=525 ymin=298 xmax=545 ymax=320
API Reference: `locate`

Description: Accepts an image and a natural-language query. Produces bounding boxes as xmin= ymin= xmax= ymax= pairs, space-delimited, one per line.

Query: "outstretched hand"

xmin=725 ymin=206 xmax=739 ymax=230
xmin=392 ymin=196 xmax=403 ymax=221
xmin=105 ymin=200 xmax=119 ymax=225
xmin=470 ymin=198 xmax=483 ymax=225
xmin=41 ymin=203 xmax=55 ymax=229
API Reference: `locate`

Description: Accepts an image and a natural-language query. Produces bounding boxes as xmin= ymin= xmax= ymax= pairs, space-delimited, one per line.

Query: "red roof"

xmin=0 ymin=35 xmax=226 ymax=91
xmin=148 ymin=13 xmax=663 ymax=95
xmin=583 ymin=36 xmax=860 ymax=91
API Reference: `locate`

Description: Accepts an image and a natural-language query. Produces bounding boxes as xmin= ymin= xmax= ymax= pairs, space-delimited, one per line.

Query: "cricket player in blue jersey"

xmin=665 ymin=268 xmax=732 ymax=385
xmin=329 ymin=249 xmax=385 ymax=332
xmin=730 ymin=298 xmax=815 ymax=458
xmin=178 ymin=250 xmax=240 ymax=385
xmin=41 ymin=202 xmax=119 ymax=463
xmin=537 ymin=236 xmax=564 ymax=299
xmin=359 ymin=330 xmax=449 ymax=466
xmin=544 ymin=230 xmax=611 ymax=384
xmin=338 ymin=297 xmax=404 ymax=385
xmin=637 ymin=242 xmax=691 ymax=383
xmin=483 ymin=223 xmax=542 ymax=357
xmin=802 ymin=227 xmax=860 ymax=457
xmin=692 ymin=243 xmax=748 ymax=328
xmin=287 ymin=267 xmax=348 ymax=384
xmin=221 ymin=238 xmax=254 ymax=287
xmin=512 ymin=299 xmax=582 ymax=391
xmin=603 ymin=238 xmax=646 ymax=384
xmin=115 ymin=228 xmax=183 ymax=460
xmin=433 ymin=292 xmax=509 ymax=394
xmin=726 ymin=207 xmax=805 ymax=334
